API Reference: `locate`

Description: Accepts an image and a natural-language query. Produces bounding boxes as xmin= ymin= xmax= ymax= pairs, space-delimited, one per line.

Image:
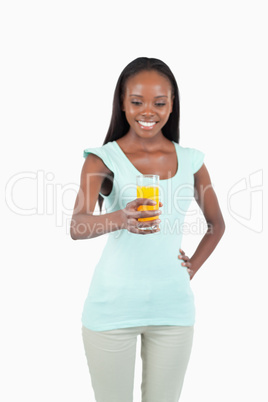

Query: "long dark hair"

xmin=98 ymin=57 xmax=180 ymax=212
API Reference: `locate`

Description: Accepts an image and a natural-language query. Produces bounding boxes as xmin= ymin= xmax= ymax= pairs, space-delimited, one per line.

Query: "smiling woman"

xmin=122 ymin=70 xmax=174 ymax=133
xmin=71 ymin=57 xmax=225 ymax=402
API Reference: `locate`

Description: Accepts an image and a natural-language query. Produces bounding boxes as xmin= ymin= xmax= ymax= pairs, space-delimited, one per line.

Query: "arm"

xmin=70 ymin=153 xmax=125 ymax=240
xmin=70 ymin=153 xmax=162 ymax=240
xmin=178 ymin=163 xmax=225 ymax=279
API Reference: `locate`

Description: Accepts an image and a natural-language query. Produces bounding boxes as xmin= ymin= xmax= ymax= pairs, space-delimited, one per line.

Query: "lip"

xmin=136 ymin=120 xmax=158 ymax=123
xmin=136 ymin=120 xmax=159 ymax=130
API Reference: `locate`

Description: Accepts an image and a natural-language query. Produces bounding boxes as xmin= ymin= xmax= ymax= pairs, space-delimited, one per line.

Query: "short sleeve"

xmin=83 ymin=146 xmax=114 ymax=173
xmin=190 ymin=148 xmax=205 ymax=174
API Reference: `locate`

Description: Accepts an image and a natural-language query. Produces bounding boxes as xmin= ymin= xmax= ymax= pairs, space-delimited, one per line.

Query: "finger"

xmin=136 ymin=198 xmax=157 ymax=206
xmin=128 ymin=223 xmax=154 ymax=235
xmin=181 ymin=261 xmax=192 ymax=268
xmin=127 ymin=224 xmax=142 ymax=234
xmin=137 ymin=210 xmax=161 ymax=219
xmin=178 ymin=254 xmax=189 ymax=262
xmin=159 ymin=201 xmax=163 ymax=207
xmin=187 ymin=269 xmax=194 ymax=279
xmin=134 ymin=218 xmax=160 ymax=231
xmin=128 ymin=218 xmax=138 ymax=227
xmin=127 ymin=209 xmax=161 ymax=220
xmin=139 ymin=220 xmax=160 ymax=228
xmin=178 ymin=250 xmax=186 ymax=259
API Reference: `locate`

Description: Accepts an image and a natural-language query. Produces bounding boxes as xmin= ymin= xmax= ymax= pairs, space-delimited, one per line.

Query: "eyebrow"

xmin=129 ymin=94 xmax=168 ymax=98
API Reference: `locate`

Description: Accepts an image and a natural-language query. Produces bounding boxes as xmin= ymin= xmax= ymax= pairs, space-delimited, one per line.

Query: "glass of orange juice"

xmin=136 ymin=174 xmax=160 ymax=230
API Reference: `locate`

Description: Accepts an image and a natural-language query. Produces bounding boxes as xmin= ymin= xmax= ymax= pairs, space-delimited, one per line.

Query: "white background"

xmin=1 ymin=1 xmax=267 ymax=401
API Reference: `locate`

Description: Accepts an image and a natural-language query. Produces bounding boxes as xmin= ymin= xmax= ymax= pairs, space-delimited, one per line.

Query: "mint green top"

xmin=81 ymin=140 xmax=205 ymax=331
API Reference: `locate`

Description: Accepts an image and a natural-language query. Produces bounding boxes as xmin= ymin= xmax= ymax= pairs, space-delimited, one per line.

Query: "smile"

xmin=137 ymin=121 xmax=157 ymax=128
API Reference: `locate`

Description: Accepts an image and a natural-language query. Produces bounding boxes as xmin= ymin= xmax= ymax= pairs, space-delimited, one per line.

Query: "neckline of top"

xmin=112 ymin=140 xmax=180 ymax=181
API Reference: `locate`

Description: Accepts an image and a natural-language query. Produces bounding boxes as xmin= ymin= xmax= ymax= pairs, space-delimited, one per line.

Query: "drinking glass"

xmin=136 ymin=174 xmax=160 ymax=230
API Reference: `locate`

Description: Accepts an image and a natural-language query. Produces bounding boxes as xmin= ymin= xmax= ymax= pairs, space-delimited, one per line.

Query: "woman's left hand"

xmin=178 ymin=248 xmax=194 ymax=280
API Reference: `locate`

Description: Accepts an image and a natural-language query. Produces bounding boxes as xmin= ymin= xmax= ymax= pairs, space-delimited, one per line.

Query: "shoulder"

xmin=175 ymin=143 xmax=205 ymax=174
xmin=83 ymin=142 xmax=114 ymax=176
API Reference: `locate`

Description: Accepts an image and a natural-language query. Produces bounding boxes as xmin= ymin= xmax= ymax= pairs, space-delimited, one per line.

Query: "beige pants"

xmin=82 ymin=325 xmax=194 ymax=402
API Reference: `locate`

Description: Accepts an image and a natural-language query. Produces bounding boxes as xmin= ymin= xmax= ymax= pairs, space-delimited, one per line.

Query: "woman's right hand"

xmin=121 ymin=198 xmax=163 ymax=234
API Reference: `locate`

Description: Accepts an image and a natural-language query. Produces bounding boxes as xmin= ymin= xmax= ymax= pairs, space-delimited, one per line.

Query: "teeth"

xmin=138 ymin=121 xmax=156 ymax=127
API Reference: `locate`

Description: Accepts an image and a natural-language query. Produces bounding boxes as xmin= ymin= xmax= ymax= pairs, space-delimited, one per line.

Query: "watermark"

xmin=5 ymin=168 xmax=264 ymax=234
xmin=68 ymin=216 xmax=208 ymax=239
xmin=5 ymin=170 xmax=79 ymax=227
xmin=227 ymin=169 xmax=263 ymax=233
xmin=4 ymin=169 xmax=204 ymax=217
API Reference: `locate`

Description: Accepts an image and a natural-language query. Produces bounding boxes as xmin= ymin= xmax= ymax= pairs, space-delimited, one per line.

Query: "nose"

xmin=141 ymin=105 xmax=155 ymax=117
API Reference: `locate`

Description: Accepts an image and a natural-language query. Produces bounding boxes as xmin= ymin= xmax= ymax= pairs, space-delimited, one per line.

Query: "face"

xmin=121 ymin=70 xmax=174 ymax=139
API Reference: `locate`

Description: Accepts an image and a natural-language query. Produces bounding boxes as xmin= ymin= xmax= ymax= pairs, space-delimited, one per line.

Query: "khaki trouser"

xmin=82 ymin=324 xmax=194 ymax=402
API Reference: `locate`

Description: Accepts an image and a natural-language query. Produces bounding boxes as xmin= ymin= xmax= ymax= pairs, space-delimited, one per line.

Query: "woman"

xmin=70 ymin=57 xmax=225 ymax=402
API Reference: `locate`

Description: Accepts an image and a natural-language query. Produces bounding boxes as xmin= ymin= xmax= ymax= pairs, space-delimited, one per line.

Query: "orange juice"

xmin=137 ymin=185 xmax=159 ymax=222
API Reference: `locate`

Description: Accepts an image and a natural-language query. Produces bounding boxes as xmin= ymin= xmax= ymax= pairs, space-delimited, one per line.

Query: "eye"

xmin=155 ymin=103 xmax=166 ymax=107
xmin=131 ymin=101 xmax=142 ymax=105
